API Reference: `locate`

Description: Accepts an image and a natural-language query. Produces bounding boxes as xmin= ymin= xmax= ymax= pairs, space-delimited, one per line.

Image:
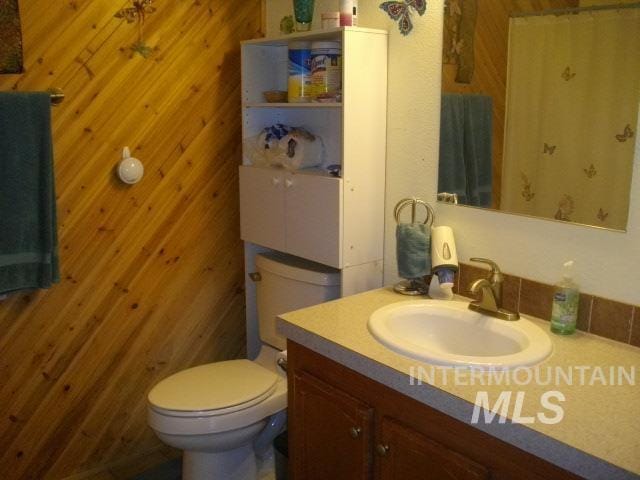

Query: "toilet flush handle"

xmin=249 ymin=272 xmax=261 ymax=282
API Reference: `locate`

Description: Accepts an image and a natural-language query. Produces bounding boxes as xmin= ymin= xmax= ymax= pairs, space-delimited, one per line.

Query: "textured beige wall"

xmin=267 ymin=1 xmax=640 ymax=305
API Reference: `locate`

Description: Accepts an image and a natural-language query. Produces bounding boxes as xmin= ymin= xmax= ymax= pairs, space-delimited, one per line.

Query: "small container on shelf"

xmin=321 ymin=12 xmax=340 ymax=29
xmin=263 ymin=90 xmax=288 ymax=103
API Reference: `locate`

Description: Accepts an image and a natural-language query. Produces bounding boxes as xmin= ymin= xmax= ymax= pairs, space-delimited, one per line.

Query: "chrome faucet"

xmin=468 ymin=258 xmax=519 ymax=321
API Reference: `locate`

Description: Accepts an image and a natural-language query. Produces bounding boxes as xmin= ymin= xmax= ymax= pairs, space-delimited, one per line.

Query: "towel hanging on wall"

xmin=0 ymin=92 xmax=60 ymax=294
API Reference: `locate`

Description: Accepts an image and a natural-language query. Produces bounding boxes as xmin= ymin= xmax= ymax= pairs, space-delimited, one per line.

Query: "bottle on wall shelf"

xmin=550 ymin=260 xmax=579 ymax=335
xmin=340 ymin=0 xmax=354 ymax=26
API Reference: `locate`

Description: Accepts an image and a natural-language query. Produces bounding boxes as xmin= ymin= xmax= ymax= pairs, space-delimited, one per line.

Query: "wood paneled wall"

xmin=442 ymin=0 xmax=577 ymax=208
xmin=0 ymin=1 xmax=263 ymax=478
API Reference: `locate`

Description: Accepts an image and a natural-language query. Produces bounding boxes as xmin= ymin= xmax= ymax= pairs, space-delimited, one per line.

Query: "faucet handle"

xmin=469 ymin=258 xmax=504 ymax=281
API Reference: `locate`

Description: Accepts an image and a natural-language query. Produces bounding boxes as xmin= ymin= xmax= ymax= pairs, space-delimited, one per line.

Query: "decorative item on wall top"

xmin=442 ymin=0 xmax=477 ymax=83
xmin=114 ymin=0 xmax=157 ymax=58
xmin=293 ymin=0 xmax=316 ymax=31
xmin=280 ymin=15 xmax=295 ymax=34
xmin=379 ymin=0 xmax=427 ymax=36
xmin=0 ymin=0 xmax=23 ymax=74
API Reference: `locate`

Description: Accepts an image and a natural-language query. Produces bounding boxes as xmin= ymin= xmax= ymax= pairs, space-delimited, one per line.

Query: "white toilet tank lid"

xmin=256 ymin=252 xmax=341 ymax=286
xmin=148 ymin=360 xmax=278 ymax=412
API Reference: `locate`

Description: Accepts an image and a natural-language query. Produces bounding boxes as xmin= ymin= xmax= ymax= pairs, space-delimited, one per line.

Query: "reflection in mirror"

xmin=438 ymin=1 xmax=640 ymax=231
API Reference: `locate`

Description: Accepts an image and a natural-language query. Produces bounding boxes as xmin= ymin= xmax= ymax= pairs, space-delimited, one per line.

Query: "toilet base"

xmin=183 ymin=444 xmax=257 ymax=480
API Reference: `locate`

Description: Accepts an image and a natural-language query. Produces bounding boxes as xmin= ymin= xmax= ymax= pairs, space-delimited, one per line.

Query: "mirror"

xmin=439 ymin=1 xmax=640 ymax=231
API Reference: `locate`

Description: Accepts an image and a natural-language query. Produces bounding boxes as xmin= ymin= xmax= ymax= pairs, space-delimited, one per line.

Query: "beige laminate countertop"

xmin=277 ymin=287 xmax=640 ymax=480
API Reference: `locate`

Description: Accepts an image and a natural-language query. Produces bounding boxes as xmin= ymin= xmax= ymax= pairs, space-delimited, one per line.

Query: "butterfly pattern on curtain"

xmin=502 ymin=10 xmax=640 ymax=231
xmin=379 ymin=0 xmax=427 ymax=36
xmin=615 ymin=124 xmax=634 ymax=142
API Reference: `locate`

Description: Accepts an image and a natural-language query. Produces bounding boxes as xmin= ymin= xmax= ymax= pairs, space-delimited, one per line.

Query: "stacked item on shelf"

xmin=244 ymin=123 xmax=325 ymax=171
xmin=283 ymin=40 xmax=343 ymax=104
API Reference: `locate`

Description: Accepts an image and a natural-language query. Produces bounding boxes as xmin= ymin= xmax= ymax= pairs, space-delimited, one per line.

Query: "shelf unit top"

xmin=241 ymin=26 xmax=388 ymax=47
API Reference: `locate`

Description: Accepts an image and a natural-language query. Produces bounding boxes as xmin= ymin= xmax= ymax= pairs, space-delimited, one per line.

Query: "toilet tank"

xmin=255 ymin=252 xmax=341 ymax=350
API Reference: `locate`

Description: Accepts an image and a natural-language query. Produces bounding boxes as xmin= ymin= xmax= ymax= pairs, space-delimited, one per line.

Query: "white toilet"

xmin=147 ymin=252 xmax=341 ymax=480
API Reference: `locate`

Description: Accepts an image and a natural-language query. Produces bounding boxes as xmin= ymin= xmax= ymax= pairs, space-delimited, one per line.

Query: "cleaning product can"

xmin=550 ymin=260 xmax=579 ymax=335
xmin=310 ymin=41 xmax=342 ymax=101
xmin=288 ymin=41 xmax=312 ymax=103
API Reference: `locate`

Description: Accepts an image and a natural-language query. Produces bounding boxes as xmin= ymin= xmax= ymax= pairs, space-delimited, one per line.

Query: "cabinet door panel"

xmin=377 ymin=417 xmax=489 ymax=480
xmin=239 ymin=166 xmax=285 ymax=250
xmin=291 ymin=371 xmax=373 ymax=480
xmin=285 ymin=173 xmax=342 ymax=268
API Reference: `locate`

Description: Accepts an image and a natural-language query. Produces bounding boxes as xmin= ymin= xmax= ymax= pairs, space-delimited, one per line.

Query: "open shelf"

xmin=244 ymin=102 xmax=342 ymax=109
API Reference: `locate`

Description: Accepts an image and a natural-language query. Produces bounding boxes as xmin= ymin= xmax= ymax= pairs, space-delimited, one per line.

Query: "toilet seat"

xmin=149 ymin=359 xmax=278 ymax=414
xmin=147 ymin=359 xmax=287 ymax=436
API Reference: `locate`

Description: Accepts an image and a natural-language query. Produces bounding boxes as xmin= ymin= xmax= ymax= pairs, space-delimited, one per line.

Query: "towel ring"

xmin=394 ymin=197 xmax=435 ymax=227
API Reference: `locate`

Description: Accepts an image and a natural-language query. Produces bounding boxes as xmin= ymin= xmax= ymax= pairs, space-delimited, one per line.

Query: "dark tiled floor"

xmin=131 ymin=459 xmax=181 ymax=480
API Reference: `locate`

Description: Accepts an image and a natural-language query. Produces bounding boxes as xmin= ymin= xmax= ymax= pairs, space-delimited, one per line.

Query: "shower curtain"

xmin=501 ymin=8 xmax=640 ymax=230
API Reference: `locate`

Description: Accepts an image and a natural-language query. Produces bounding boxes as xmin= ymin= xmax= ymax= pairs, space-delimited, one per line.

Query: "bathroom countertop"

xmin=277 ymin=287 xmax=640 ymax=480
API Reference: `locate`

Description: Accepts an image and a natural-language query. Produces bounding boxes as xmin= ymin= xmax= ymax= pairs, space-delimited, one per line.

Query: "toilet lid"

xmin=148 ymin=360 xmax=278 ymax=412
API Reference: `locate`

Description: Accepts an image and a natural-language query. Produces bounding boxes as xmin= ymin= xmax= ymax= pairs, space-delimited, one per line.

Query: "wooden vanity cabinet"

xmin=287 ymin=341 xmax=582 ymax=480
xmin=291 ymin=370 xmax=373 ymax=479
xmin=377 ymin=417 xmax=489 ymax=480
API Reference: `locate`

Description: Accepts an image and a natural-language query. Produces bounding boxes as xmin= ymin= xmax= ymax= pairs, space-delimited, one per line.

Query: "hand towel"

xmin=0 ymin=92 xmax=59 ymax=294
xmin=396 ymin=223 xmax=431 ymax=280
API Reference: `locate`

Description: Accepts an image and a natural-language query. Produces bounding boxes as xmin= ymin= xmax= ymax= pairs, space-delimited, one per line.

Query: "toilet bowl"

xmin=147 ymin=252 xmax=341 ymax=480
xmin=148 ymin=346 xmax=287 ymax=480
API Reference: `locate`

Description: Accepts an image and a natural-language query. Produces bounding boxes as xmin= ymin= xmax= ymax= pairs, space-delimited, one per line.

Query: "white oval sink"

xmin=368 ymin=300 xmax=552 ymax=370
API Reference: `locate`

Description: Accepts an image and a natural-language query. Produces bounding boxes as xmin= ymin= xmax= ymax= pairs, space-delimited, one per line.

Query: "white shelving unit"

xmin=239 ymin=27 xmax=388 ymax=357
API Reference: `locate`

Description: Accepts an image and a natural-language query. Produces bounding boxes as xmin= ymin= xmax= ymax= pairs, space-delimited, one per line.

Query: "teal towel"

xmin=0 ymin=92 xmax=59 ymax=294
xmin=396 ymin=223 xmax=431 ymax=280
xmin=439 ymin=93 xmax=493 ymax=207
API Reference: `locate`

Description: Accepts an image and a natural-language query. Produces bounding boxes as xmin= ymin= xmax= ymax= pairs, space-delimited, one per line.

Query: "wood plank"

xmin=0 ymin=1 xmax=263 ymax=478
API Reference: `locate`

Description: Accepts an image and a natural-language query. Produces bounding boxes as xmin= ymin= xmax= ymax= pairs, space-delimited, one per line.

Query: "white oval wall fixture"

xmin=118 ymin=146 xmax=144 ymax=184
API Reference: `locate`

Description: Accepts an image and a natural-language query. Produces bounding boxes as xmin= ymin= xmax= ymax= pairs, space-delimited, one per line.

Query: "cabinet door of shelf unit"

xmin=376 ymin=417 xmax=490 ymax=480
xmin=239 ymin=166 xmax=285 ymax=251
xmin=291 ymin=371 xmax=374 ymax=480
xmin=285 ymin=173 xmax=342 ymax=268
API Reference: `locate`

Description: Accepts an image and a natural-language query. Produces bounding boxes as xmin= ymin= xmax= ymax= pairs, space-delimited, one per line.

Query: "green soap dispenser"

xmin=550 ymin=261 xmax=579 ymax=335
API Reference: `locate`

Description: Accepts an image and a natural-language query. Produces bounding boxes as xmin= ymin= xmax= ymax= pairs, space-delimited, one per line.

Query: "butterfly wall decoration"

xmin=114 ymin=0 xmax=157 ymax=58
xmin=543 ymin=143 xmax=556 ymax=155
xmin=379 ymin=0 xmax=427 ymax=36
xmin=615 ymin=124 xmax=634 ymax=142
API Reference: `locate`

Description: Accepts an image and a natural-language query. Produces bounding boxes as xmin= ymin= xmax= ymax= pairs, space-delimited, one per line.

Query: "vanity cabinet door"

xmin=291 ymin=370 xmax=374 ymax=480
xmin=239 ymin=166 xmax=286 ymax=251
xmin=376 ymin=417 xmax=489 ymax=480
